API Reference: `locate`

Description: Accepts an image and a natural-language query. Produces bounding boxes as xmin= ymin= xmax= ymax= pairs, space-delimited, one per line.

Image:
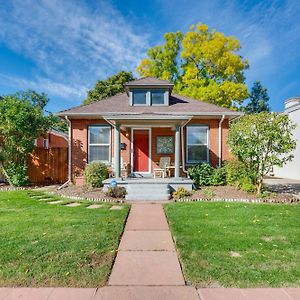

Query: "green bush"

xmin=84 ymin=162 xmax=108 ymax=188
xmin=240 ymin=177 xmax=256 ymax=193
xmin=210 ymin=167 xmax=226 ymax=186
xmin=172 ymin=187 xmax=192 ymax=200
xmin=3 ymin=164 xmax=28 ymax=186
xmin=188 ymin=163 xmax=225 ymax=186
xmin=188 ymin=163 xmax=214 ymax=186
xmin=105 ymin=186 xmax=127 ymax=198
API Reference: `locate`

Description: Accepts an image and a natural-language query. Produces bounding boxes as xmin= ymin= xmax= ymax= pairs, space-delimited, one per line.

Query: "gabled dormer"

xmin=124 ymin=77 xmax=174 ymax=106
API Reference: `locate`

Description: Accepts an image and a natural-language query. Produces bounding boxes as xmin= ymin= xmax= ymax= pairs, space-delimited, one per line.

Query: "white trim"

xmin=88 ymin=125 xmax=111 ymax=165
xmin=186 ymin=125 xmax=210 ymax=164
xmin=130 ymin=128 xmax=152 ymax=175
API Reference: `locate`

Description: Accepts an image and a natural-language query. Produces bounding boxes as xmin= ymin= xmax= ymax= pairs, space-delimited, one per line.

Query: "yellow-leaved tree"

xmin=137 ymin=23 xmax=249 ymax=109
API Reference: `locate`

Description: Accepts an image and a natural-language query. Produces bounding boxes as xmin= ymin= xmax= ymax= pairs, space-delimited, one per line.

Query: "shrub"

xmin=105 ymin=186 xmax=127 ymax=198
xmin=2 ymin=164 xmax=28 ymax=186
xmin=210 ymin=167 xmax=226 ymax=186
xmin=188 ymin=163 xmax=214 ymax=186
xmin=188 ymin=163 xmax=226 ymax=186
xmin=172 ymin=187 xmax=192 ymax=200
xmin=223 ymin=159 xmax=245 ymax=186
xmin=84 ymin=162 xmax=108 ymax=188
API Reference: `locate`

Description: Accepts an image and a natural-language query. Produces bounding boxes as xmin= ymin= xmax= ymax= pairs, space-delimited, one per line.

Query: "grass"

xmin=0 ymin=190 xmax=129 ymax=287
xmin=165 ymin=201 xmax=300 ymax=288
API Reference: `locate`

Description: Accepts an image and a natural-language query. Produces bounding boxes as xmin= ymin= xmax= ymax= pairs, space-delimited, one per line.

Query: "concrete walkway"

xmin=1 ymin=203 xmax=300 ymax=299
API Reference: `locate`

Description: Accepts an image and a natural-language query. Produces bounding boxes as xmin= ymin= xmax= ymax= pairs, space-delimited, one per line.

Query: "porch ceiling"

xmin=105 ymin=118 xmax=190 ymax=127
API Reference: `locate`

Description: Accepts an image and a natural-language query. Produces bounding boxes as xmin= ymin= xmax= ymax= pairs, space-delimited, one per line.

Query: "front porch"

xmin=108 ymin=116 xmax=191 ymax=180
xmin=103 ymin=177 xmax=193 ymax=201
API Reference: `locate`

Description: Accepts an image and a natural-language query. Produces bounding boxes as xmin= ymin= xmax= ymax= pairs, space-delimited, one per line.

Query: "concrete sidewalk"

xmin=1 ymin=203 xmax=300 ymax=299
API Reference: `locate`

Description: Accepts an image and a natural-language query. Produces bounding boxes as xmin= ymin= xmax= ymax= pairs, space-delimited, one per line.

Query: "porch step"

xmin=126 ymin=183 xmax=170 ymax=201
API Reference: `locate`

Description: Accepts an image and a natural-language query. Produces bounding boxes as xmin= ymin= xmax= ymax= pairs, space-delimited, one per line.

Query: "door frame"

xmin=130 ymin=128 xmax=152 ymax=175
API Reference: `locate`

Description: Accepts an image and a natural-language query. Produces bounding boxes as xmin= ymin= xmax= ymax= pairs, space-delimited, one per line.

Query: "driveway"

xmin=264 ymin=177 xmax=300 ymax=197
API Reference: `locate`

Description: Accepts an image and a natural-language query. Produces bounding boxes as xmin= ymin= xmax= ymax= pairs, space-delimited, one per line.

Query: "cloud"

xmin=0 ymin=0 xmax=149 ymax=98
xmin=0 ymin=73 xmax=87 ymax=100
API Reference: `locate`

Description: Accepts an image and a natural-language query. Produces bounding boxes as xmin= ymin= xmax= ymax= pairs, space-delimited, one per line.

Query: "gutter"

xmin=218 ymin=115 xmax=225 ymax=168
xmin=58 ymin=116 xmax=72 ymax=190
xmin=181 ymin=118 xmax=193 ymax=175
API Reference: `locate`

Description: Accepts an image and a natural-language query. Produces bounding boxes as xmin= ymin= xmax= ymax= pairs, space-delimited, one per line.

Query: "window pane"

xmin=133 ymin=90 xmax=147 ymax=105
xmin=187 ymin=145 xmax=207 ymax=162
xmin=89 ymin=145 xmax=109 ymax=162
xmin=90 ymin=126 xmax=110 ymax=144
xmin=187 ymin=127 xmax=207 ymax=144
xmin=151 ymin=91 xmax=165 ymax=105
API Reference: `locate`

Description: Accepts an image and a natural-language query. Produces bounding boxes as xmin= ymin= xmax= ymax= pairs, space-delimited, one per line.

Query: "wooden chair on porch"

xmin=153 ymin=157 xmax=171 ymax=178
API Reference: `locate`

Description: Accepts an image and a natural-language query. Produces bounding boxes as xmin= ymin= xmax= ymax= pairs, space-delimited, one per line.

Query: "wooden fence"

xmin=27 ymin=148 xmax=68 ymax=184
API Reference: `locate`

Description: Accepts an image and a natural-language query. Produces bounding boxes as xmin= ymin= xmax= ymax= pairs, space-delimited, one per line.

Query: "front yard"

xmin=165 ymin=202 xmax=300 ymax=288
xmin=0 ymin=191 xmax=129 ymax=287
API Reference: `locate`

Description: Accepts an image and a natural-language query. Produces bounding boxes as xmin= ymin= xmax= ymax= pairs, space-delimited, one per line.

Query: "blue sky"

xmin=0 ymin=0 xmax=299 ymax=113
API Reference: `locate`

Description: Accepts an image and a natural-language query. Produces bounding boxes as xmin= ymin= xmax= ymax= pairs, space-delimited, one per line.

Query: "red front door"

xmin=133 ymin=130 xmax=149 ymax=172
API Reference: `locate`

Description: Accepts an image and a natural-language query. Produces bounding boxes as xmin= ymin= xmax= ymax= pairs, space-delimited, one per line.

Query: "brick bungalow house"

xmin=57 ymin=77 xmax=242 ymax=200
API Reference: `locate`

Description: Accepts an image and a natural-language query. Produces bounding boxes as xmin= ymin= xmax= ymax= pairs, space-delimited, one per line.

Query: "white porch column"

xmin=175 ymin=125 xmax=181 ymax=178
xmin=114 ymin=123 xmax=121 ymax=178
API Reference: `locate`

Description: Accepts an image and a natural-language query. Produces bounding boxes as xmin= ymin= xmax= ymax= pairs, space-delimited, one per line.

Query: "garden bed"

xmin=188 ymin=186 xmax=297 ymax=203
xmin=45 ymin=184 xmax=125 ymax=202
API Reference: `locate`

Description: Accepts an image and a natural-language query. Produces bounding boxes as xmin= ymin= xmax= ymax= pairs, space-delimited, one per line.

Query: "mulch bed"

xmin=190 ymin=186 xmax=298 ymax=203
xmin=45 ymin=185 xmax=123 ymax=201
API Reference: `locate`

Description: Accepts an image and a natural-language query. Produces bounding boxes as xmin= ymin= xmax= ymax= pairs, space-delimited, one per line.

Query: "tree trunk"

xmin=256 ymin=179 xmax=263 ymax=195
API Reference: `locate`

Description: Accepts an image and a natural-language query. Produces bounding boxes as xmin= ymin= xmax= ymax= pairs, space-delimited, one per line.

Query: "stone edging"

xmin=0 ymin=186 xmax=29 ymax=191
xmin=176 ymin=197 xmax=299 ymax=204
xmin=47 ymin=191 xmax=125 ymax=203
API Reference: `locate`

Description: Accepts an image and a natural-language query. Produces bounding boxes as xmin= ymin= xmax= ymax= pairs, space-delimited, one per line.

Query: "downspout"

xmin=58 ymin=116 xmax=72 ymax=190
xmin=181 ymin=117 xmax=193 ymax=175
xmin=218 ymin=115 xmax=225 ymax=168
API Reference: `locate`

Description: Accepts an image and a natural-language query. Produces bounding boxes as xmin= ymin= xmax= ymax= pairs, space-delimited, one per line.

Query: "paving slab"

xmin=119 ymin=230 xmax=175 ymax=251
xmin=95 ymin=286 xmax=199 ymax=300
xmin=110 ymin=205 xmax=123 ymax=210
xmin=65 ymin=202 xmax=81 ymax=207
xmin=125 ymin=204 xmax=169 ymax=231
xmin=198 ymin=288 xmax=246 ymax=300
xmin=87 ymin=204 xmax=103 ymax=209
xmin=48 ymin=200 xmax=63 ymax=204
xmin=108 ymin=250 xmax=185 ymax=286
xmin=48 ymin=287 xmax=96 ymax=299
xmin=241 ymin=288 xmax=297 ymax=300
xmin=284 ymin=288 xmax=300 ymax=300
xmin=0 ymin=287 xmax=54 ymax=300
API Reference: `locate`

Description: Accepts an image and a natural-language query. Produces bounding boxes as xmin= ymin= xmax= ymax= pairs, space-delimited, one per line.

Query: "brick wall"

xmin=70 ymin=117 xmax=230 ymax=185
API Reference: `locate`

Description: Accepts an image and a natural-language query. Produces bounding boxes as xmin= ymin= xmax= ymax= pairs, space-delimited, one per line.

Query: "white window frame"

xmin=186 ymin=125 xmax=209 ymax=164
xmin=88 ymin=125 xmax=111 ymax=165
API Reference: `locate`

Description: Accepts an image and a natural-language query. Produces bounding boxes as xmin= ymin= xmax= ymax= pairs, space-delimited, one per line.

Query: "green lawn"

xmin=0 ymin=191 xmax=129 ymax=287
xmin=165 ymin=201 xmax=300 ymax=288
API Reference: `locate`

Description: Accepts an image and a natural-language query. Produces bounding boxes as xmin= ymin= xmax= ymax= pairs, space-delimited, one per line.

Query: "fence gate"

xmin=28 ymin=148 xmax=68 ymax=184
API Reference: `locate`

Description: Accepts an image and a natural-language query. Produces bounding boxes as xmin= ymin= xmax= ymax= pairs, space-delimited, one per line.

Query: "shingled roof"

xmin=124 ymin=77 xmax=174 ymax=87
xmin=57 ymin=92 xmax=240 ymax=118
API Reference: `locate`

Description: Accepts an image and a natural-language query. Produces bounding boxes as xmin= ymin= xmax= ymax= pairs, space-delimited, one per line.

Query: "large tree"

xmin=228 ymin=112 xmax=296 ymax=194
xmin=244 ymin=81 xmax=270 ymax=113
xmin=0 ymin=92 xmax=52 ymax=186
xmin=137 ymin=23 xmax=249 ymax=109
xmin=83 ymin=71 xmax=134 ymax=105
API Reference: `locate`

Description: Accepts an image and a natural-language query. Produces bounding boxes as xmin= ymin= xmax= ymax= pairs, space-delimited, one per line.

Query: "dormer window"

xmin=130 ymin=89 xmax=168 ymax=106
xmin=151 ymin=90 xmax=165 ymax=105
xmin=132 ymin=90 xmax=147 ymax=105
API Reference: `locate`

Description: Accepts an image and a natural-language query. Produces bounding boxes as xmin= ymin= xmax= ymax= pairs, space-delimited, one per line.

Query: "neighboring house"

xmin=34 ymin=129 xmax=68 ymax=149
xmin=273 ymin=97 xmax=300 ymax=180
xmin=57 ymin=77 xmax=241 ymax=200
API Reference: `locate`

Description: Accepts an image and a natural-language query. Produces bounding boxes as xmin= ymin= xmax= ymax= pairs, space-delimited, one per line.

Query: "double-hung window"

xmin=88 ymin=126 xmax=111 ymax=164
xmin=186 ymin=126 xmax=209 ymax=163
